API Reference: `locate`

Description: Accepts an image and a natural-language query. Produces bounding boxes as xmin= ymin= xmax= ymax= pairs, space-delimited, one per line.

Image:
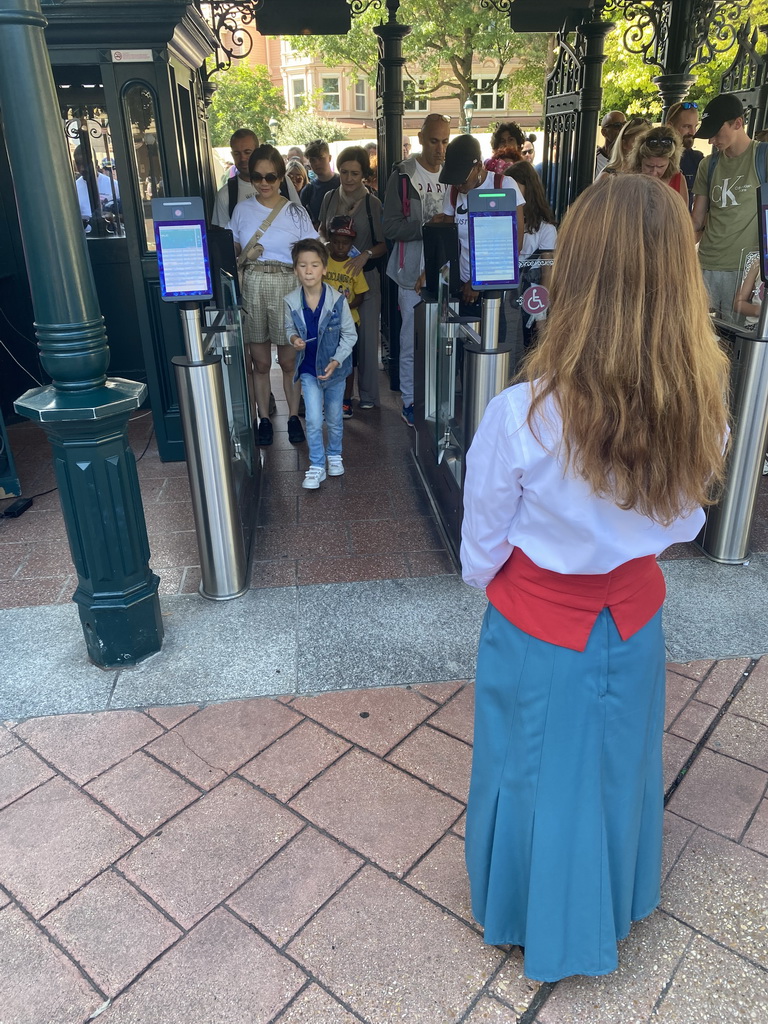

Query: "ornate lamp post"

xmin=463 ymin=97 xmax=475 ymax=134
xmin=268 ymin=116 xmax=278 ymax=144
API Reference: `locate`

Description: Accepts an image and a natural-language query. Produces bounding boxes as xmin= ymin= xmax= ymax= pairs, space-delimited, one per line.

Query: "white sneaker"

xmin=327 ymin=456 xmax=344 ymax=477
xmin=302 ymin=465 xmax=327 ymax=489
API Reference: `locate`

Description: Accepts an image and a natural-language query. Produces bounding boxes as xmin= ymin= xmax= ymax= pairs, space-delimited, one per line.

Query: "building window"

xmin=321 ymin=77 xmax=340 ymax=111
xmin=403 ymin=80 xmax=428 ymax=112
xmin=290 ymin=77 xmax=306 ymax=110
xmin=472 ymin=77 xmax=505 ymax=111
xmin=355 ymin=79 xmax=367 ymax=112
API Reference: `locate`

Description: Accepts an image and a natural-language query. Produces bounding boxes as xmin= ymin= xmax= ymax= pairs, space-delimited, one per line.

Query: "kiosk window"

xmin=57 ymin=67 xmax=124 ymax=240
xmin=124 ymin=84 xmax=166 ymax=252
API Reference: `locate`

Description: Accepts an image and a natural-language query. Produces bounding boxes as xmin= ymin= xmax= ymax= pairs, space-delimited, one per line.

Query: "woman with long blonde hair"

xmin=629 ymin=124 xmax=689 ymax=203
xmin=461 ymin=174 xmax=728 ymax=982
xmin=599 ymin=115 xmax=651 ymax=176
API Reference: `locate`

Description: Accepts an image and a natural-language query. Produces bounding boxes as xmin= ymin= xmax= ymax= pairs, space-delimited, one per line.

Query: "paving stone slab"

xmin=99 ymin=908 xmax=305 ymax=1024
xmin=0 ymin=905 xmax=101 ymax=1024
xmin=661 ymin=813 xmax=696 ymax=883
xmin=427 ymin=683 xmax=475 ymax=745
xmin=666 ymin=749 xmax=767 ymax=839
xmin=651 ymin=934 xmax=768 ymax=1023
xmin=287 ymin=865 xmax=503 ymax=1024
xmin=537 ymin=912 xmax=692 ymax=1024
xmin=273 ymin=984 xmax=360 ymax=1024
xmin=0 ymin=745 xmax=54 ymax=810
xmin=729 ymin=655 xmax=768 ymax=726
xmin=239 ymin=720 xmax=351 ymax=802
xmin=463 ymin=996 xmax=526 ymax=1022
xmin=388 ymin=724 xmax=471 ymax=802
xmin=707 ymin=712 xmax=768 ymax=772
xmin=406 ymin=833 xmax=474 ymax=926
xmin=489 ymin=950 xmax=541 ymax=1015
xmin=43 ymin=870 xmax=182 ymax=996
xmin=743 ymin=798 xmax=768 ymax=856
xmin=662 ymin=828 xmax=768 ymax=966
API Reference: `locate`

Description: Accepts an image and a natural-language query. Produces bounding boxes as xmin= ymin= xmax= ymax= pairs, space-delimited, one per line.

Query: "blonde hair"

xmin=520 ymin=174 xmax=729 ymax=525
xmin=629 ymin=124 xmax=683 ymax=181
xmin=604 ymin=117 xmax=651 ymax=174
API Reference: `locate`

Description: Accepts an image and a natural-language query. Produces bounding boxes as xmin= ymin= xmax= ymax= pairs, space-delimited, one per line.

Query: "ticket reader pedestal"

xmin=153 ymin=198 xmax=248 ymax=599
xmin=697 ymin=185 xmax=768 ymax=564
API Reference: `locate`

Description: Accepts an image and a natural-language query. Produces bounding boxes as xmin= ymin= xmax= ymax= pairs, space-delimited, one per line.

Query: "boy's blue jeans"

xmin=300 ymin=373 xmax=346 ymax=467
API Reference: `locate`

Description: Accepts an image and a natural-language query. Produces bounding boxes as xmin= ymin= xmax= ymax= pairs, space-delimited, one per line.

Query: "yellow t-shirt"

xmin=325 ymin=257 xmax=369 ymax=324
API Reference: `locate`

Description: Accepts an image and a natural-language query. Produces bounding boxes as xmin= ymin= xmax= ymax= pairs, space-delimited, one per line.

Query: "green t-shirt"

xmin=694 ymin=141 xmax=761 ymax=271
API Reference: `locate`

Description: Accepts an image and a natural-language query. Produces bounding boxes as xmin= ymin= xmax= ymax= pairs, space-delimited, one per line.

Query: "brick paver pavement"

xmin=1 ymin=657 xmax=767 ymax=1023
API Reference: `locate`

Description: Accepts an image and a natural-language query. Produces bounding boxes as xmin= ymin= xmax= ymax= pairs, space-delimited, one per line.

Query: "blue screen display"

xmin=155 ymin=220 xmax=213 ymax=299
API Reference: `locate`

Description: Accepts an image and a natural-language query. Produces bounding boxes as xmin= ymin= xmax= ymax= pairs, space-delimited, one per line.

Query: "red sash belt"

xmin=486 ymin=548 xmax=665 ymax=652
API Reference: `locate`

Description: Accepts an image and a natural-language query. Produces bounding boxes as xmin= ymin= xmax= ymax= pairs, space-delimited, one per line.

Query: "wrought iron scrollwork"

xmin=349 ymin=0 xmax=384 ymax=13
xmin=64 ymin=116 xmax=107 ymax=143
xmin=720 ymin=21 xmax=767 ymax=94
xmin=697 ymin=0 xmax=751 ymax=66
xmin=195 ymin=2 xmax=264 ymax=73
xmin=479 ymin=0 xmax=512 ymax=12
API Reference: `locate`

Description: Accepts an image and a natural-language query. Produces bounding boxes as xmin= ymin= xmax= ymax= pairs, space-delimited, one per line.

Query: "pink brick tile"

xmin=427 ymin=684 xmax=475 ymax=745
xmin=120 ymin=778 xmax=302 ymax=928
xmin=44 ymin=871 xmax=181 ymax=996
xmin=413 ymin=680 xmax=465 ymax=704
xmin=291 ymin=685 xmax=433 ymax=756
xmin=228 ymin=827 xmax=362 ymax=945
xmin=743 ymin=799 xmax=768 ymax=855
xmin=405 ymin=549 xmax=456 ymax=577
xmin=0 ymin=724 xmax=20 ymax=756
xmin=0 ymin=778 xmax=135 ymax=917
xmin=668 ymin=699 xmax=717 ymax=744
xmin=695 ymin=657 xmax=752 ymax=707
xmin=0 ymin=542 xmax=28 ymax=579
xmin=273 ymin=984 xmax=360 ymax=1023
xmin=662 ymin=812 xmax=697 ymax=883
xmin=15 ymin=711 xmax=162 ymax=786
xmin=14 ymin=538 xmax=73 ymax=577
xmin=144 ymin=705 xmax=200 ymax=730
xmin=707 ymin=712 xmax=768 ymax=772
xmin=290 ymin=749 xmax=462 ymax=876
xmin=239 ymin=720 xmax=350 ymax=801
xmin=662 ymin=829 xmax=768 ymax=965
xmin=664 ymin=671 xmax=699 ymax=728
xmin=537 ymin=912 xmax=692 ymax=1023
xmin=729 ymin=656 xmax=768 ymax=726
xmin=652 ymin=935 xmax=768 ymax=1023
xmin=287 ymin=866 xmax=503 ymax=1024
xmin=250 ymin=558 xmax=299 ymax=588
xmin=663 ymin=733 xmax=695 ymax=791
xmin=0 ymin=905 xmax=100 ymax=1023
xmin=667 ymin=749 xmax=767 ymax=840
xmin=169 ymin=698 xmax=301 ymax=775
xmin=406 ymin=833 xmax=474 ymax=925
xmin=388 ymin=724 xmax=472 ymax=802
xmin=666 ymin=660 xmax=714 ymax=681
xmin=0 ymin=746 xmax=54 ymax=810
xmin=101 ymin=908 xmax=305 ymax=1024
xmin=0 ymin=577 xmax=70 ymax=609
xmin=85 ymin=751 xmax=200 ymax=836
xmin=297 ymin=553 xmax=409 ymax=584
xmin=144 ymin=731 xmax=226 ymax=790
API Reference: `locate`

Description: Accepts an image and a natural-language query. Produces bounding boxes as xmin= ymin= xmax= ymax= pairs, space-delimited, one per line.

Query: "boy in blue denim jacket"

xmin=285 ymin=238 xmax=357 ymax=489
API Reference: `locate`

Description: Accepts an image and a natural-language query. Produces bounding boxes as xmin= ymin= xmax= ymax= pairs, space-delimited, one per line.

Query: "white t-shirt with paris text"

xmin=410 ymin=161 xmax=449 ymax=223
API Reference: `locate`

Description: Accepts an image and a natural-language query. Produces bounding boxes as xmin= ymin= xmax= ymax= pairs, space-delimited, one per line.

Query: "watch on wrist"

xmin=365 ymin=249 xmax=373 ymax=258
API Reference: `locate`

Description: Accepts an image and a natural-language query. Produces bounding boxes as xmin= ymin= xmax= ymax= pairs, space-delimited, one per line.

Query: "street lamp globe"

xmin=463 ymin=98 xmax=475 ymax=135
xmin=268 ymin=117 xmax=278 ymax=143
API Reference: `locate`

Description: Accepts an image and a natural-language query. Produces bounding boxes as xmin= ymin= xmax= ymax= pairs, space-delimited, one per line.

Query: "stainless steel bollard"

xmin=461 ymin=294 xmax=513 ymax=452
xmin=697 ymin=319 xmax=768 ymax=563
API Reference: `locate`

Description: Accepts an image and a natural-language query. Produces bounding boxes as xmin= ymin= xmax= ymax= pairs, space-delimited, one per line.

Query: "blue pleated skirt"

xmin=465 ymin=604 xmax=666 ymax=982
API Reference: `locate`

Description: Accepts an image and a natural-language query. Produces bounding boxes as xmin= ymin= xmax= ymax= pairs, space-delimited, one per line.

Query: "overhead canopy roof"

xmin=508 ymin=0 xmax=596 ymax=33
xmin=255 ymin=0 xmax=351 ymax=35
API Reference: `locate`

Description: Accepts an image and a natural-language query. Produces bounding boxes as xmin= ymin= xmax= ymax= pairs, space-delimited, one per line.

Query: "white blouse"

xmin=460 ymin=383 xmax=705 ymax=589
xmin=227 ymin=198 xmax=317 ymax=264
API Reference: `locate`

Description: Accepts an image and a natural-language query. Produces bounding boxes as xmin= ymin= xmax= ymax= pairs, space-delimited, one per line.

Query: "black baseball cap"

xmin=694 ymin=93 xmax=744 ymax=138
xmin=439 ymin=135 xmax=482 ymax=185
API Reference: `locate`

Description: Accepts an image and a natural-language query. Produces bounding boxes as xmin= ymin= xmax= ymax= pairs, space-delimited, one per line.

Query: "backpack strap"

xmin=228 ymin=175 xmax=239 ymax=218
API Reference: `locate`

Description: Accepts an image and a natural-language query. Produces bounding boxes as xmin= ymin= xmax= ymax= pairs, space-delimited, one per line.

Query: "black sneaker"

xmin=287 ymin=415 xmax=305 ymax=444
xmin=257 ymin=417 xmax=273 ymax=446
xmin=269 ymin=392 xmax=277 ymax=417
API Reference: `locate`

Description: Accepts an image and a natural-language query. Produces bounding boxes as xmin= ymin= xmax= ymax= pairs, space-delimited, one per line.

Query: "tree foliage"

xmin=208 ymin=64 xmax=285 ymax=147
xmin=273 ymin=101 xmax=349 ymax=146
xmin=284 ymin=1 xmax=550 ymax=120
xmin=601 ymin=9 xmax=768 ymax=119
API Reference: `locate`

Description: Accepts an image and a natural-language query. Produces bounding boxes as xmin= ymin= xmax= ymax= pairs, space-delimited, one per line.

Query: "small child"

xmin=324 ymin=215 xmax=369 ymax=418
xmin=285 ymin=238 xmax=358 ymax=489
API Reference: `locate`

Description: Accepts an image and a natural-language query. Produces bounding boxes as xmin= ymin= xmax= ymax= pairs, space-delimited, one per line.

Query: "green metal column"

xmin=0 ymin=0 xmax=163 ymax=666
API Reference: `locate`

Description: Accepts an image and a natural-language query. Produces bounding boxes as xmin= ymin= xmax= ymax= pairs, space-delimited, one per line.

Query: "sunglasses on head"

xmin=646 ymin=136 xmax=675 ymax=150
xmin=626 ymin=117 xmax=652 ymax=130
xmin=251 ymin=171 xmax=279 ymax=183
xmin=680 ymin=101 xmax=698 ymax=110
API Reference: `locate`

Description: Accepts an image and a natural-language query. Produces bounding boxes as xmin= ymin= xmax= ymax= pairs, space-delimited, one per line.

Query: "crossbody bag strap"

xmin=237 ymin=196 xmax=288 ymax=267
xmin=365 ymin=193 xmax=380 ymax=246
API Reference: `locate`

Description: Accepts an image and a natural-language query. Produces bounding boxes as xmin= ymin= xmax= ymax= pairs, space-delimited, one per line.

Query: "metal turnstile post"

xmin=173 ymin=304 xmax=247 ymax=599
xmin=462 ymin=293 xmax=513 ymax=451
xmin=697 ymin=306 xmax=768 ymax=563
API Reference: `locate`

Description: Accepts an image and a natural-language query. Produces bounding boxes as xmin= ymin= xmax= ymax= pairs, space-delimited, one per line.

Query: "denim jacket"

xmin=284 ymin=283 xmax=357 ymax=386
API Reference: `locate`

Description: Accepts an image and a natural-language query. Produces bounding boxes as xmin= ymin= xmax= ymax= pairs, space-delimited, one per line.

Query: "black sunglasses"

xmin=251 ymin=172 xmax=279 ymax=183
xmin=626 ymin=117 xmax=652 ymax=130
xmin=603 ymin=121 xmax=626 ymax=132
xmin=646 ymin=137 xmax=675 ymax=150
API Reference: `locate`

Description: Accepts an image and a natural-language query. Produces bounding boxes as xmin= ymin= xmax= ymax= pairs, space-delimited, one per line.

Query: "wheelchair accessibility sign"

xmin=521 ymin=284 xmax=549 ymax=316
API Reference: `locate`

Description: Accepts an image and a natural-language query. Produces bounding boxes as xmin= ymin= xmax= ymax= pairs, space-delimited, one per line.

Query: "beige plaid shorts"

xmin=240 ymin=263 xmax=296 ymax=346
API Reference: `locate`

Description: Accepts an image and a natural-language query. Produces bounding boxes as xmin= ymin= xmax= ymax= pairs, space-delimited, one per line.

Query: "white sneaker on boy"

xmin=327 ymin=456 xmax=344 ymax=477
xmin=302 ymin=465 xmax=327 ymax=490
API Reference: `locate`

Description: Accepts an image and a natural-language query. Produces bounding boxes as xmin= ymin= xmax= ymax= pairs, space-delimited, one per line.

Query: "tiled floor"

xmin=0 ymin=369 xmax=453 ymax=609
xmin=1 ymin=659 xmax=767 ymax=1023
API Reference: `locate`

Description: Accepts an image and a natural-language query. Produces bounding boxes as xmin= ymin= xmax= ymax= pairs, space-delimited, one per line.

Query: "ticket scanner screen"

xmin=467 ymin=190 xmax=519 ymax=290
xmin=152 ymin=198 xmax=213 ymax=301
xmin=759 ymin=184 xmax=768 ymax=285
